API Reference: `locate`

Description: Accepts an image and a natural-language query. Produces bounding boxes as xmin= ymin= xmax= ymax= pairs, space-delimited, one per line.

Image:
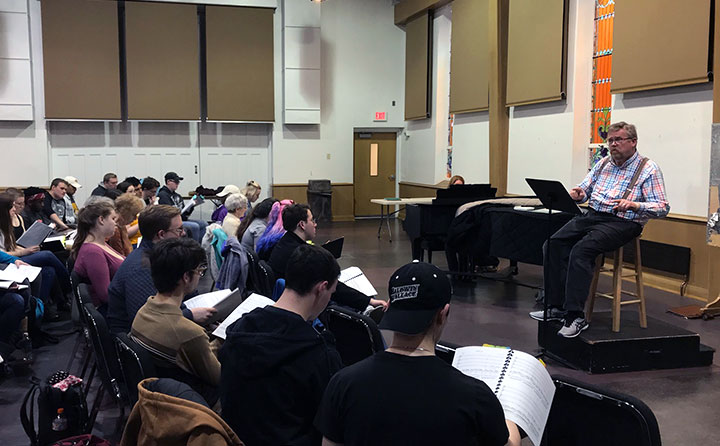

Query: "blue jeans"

xmin=21 ymin=251 xmax=71 ymax=303
xmin=0 ymin=292 xmax=24 ymax=343
xmin=183 ymin=219 xmax=208 ymax=243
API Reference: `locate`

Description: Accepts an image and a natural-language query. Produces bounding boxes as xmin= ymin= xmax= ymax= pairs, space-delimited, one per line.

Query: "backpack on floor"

xmin=20 ymin=372 xmax=90 ymax=446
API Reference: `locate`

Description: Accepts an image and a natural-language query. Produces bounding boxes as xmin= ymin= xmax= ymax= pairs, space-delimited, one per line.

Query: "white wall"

xmin=271 ymin=0 xmax=406 ymax=184
xmin=0 ymin=0 xmax=49 ymax=186
xmin=612 ymin=85 xmax=712 ymax=217
xmin=400 ymin=5 xmax=452 ymax=186
xmin=507 ymin=0 xmax=593 ymax=195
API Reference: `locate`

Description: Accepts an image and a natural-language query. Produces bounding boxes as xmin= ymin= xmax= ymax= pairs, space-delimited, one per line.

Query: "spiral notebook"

xmin=452 ymin=346 xmax=556 ymax=446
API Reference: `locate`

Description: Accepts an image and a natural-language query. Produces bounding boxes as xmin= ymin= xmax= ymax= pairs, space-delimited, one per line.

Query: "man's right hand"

xmin=190 ymin=307 xmax=217 ymax=325
xmin=569 ymin=187 xmax=585 ymax=201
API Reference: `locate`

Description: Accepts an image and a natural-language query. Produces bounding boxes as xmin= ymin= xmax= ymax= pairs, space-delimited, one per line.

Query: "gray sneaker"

xmin=529 ymin=307 xmax=566 ymax=322
xmin=557 ymin=318 xmax=589 ymax=338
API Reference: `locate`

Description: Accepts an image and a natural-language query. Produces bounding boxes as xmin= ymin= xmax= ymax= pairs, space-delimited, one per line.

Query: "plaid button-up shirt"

xmin=577 ymin=151 xmax=670 ymax=225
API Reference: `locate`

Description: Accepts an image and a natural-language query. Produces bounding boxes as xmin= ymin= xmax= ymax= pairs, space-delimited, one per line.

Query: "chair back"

xmin=324 ymin=305 xmax=385 ymax=366
xmin=115 ymin=333 xmax=157 ymax=407
xmin=544 ymin=375 xmax=661 ymax=446
xmin=82 ymin=303 xmax=123 ymax=403
xmin=245 ymin=249 xmax=274 ymax=297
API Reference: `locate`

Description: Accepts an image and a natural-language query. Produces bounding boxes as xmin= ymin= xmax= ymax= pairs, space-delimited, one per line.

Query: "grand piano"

xmin=403 ymin=184 xmax=497 ymax=262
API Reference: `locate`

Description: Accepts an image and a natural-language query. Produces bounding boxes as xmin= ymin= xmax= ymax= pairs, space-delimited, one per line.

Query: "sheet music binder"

xmin=495 ymin=350 xmax=515 ymax=394
xmin=16 ymin=221 xmax=54 ymax=248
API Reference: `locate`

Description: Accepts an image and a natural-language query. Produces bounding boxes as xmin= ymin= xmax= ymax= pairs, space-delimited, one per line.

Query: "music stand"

xmin=525 ymin=179 xmax=583 ymax=358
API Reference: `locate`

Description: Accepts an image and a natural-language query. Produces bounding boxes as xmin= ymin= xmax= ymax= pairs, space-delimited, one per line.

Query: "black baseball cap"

xmin=379 ymin=260 xmax=452 ymax=334
xmin=164 ymin=172 xmax=183 ymax=183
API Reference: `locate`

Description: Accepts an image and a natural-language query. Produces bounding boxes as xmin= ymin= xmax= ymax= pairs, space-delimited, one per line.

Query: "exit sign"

xmin=374 ymin=111 xmax=387 ymax=122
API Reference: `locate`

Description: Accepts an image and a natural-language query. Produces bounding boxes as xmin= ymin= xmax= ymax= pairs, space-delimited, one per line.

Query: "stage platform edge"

xmin=538 ymin=312 xmax=714 ymax=373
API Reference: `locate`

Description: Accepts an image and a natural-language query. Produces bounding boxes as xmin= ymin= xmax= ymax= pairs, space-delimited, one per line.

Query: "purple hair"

xmin=256 ymin=199 xmax=294 ymax=255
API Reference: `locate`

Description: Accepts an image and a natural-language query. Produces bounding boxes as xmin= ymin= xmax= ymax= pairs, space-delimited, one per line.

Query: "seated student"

xmin=43 ymin=178 xmax=72 ymax=231
xmin=219 ymin=244 xmax=343 ymax=446
xmin=107 ymin=205 xmax=214 ymax=334
xmin=220 ymin=193 xmax=248 ymax=238
xmin=240 ymin=180 xmax=262 ymax=216
xmin=237 ymin=197 xmax=278 ymax=252
xmin=269 ymin=204 xmax=387 ymax=311
xmin=211 ymin=184 xmax=240 ymax=223
xmin=255 ymin=199 xmax=293 ymax=260
xmin=71 ymin=199 xmax=125 ymax=315
xmin=0 ymin=287 xmax=27 ymax=363
xmin=6 ymin=188 xmax=27 ymax=239
xmin=0 ymin=193 xmax=72 ymax=310
xmin=141 ymin=176 xmax=161 ymax=206
xmin=22 ymin=187 xmax=51 ymax=226
xmin=63 ymin=176 xmax=82 ymax=222
xmin=123 ymin=176 xmax=143 ymax=199
xmin=0 ymin=250 xmax=31 ymax=360
xmin=157 ymin=171 xmax=207 ymax=243
xmin=131 ymin=238 xmax=220 ymax=402
xmin=91 ymin=172 xmax=118 ymax=196
xmin=107 ymin=193 xmax=144 ymax=256
xmin=315 ymin=261 xmax=521 ymax=446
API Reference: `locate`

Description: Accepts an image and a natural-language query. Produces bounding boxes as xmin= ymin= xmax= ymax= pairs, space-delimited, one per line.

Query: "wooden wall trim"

xmin=488 ymin=0 xmax=509 ymax=196
xmin=398 ymin=180 xmax=447 ymax=189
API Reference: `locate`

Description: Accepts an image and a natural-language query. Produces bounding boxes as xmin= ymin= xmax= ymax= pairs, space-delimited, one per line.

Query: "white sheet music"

xmin=212 ymin=293 xmax=274 ymax=340
xmin=184 ymin=288 xmax=235 ymax=309
xmin=339 ymin=266 xmax=378 ymax=297
xmin=452 ymin=346 xmax=555 ymax=446
xmin=0 ymin=280 xmax=28 ymax=290
xmin=0 ymin=264 xmax=42 ymax=283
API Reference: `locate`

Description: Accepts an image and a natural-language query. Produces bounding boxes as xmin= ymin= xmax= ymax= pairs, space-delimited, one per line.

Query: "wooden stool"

xmin=585 ymin=236 xmax=647 ymax=332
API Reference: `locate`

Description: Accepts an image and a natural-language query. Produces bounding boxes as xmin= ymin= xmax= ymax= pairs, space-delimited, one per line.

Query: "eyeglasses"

xmin=607 ymin=137 xmax=635 ymax=145
xmin=192 ymin=266 xmax=207 ymax=278
xmin=167 ymin=227 xmax=185 ymax=236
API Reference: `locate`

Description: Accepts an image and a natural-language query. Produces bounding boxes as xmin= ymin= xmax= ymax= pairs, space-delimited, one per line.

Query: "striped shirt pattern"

xmin=578 ymin=151 xmax=670 ymax=225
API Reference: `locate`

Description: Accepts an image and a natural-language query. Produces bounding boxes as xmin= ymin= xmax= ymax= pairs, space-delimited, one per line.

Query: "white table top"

xmin=370 ymin=197 xmax=434 ymax=205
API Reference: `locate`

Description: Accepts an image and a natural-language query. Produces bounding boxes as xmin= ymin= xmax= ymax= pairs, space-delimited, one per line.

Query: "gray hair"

xmin=225 ymin=193 xmax=248 ymax=212
xmin=83 ymin=196 xmax=114 ymax=208
xmin=607 ymin=121 xmax=637 ymax=140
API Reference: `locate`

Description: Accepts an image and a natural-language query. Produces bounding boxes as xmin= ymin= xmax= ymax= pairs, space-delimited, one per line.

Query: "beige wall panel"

xmin=612 ymin=0 xmax=710 ymax=94
xmin=449 ymin=0 xmax=489 ymax=114
xmin=506 ymin=0 xmax=566 ymax=107
xmin=405 ymin=12 xmax=431 ymax=120
xmin=206 ymin=6 xmax=275 ymax=122
xmin=41 ymin=0 xmax=121 ymax=120
xmin=125 ymin=1 xmax=200 ymax=120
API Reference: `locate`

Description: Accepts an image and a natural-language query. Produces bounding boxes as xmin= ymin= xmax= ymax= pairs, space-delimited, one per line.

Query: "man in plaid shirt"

xmin=530 ymin=121 xmax=670 ymax=337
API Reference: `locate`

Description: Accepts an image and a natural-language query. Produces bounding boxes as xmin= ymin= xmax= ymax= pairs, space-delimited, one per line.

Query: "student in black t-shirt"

xmin=315 ymin=261 xmax=521 ymax=446
xmin=43 ymin=178 xmax=70 ymax=231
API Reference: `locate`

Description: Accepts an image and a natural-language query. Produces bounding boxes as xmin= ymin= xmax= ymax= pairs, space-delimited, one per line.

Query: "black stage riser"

xmin=538 ymin=312 xmax=714 ymax=373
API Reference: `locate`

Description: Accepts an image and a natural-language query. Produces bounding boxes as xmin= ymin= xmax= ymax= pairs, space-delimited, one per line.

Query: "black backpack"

xmin=21 ymin=372 xmax=90 ymax=446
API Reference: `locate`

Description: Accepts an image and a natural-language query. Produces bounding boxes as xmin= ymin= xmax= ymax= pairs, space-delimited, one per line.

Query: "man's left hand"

xmin=611 ymin=199 xmax=638 ymax=212
xmin=369 ymin=298 xmax=389 ymax=311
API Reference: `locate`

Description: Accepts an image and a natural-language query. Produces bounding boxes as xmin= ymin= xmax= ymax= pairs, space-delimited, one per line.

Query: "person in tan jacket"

xmin=121 ymin=377 xmax=243 ymax=446
xmin=131 ymin=237 xmax=221 ymax=404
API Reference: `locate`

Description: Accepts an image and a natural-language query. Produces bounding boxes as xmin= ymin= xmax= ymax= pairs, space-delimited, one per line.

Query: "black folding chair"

xmin=115 ymin=333 xmax=157 ymax=408
xmin=324 ymin=305 xmax=385 ymax=366
xmin=82 ymin=304 xmax=126 ymax=433
xmin=66 ymin=272 xmax=93 ymax=379
xmin=543 ymin=375 xmax=661 ymax=446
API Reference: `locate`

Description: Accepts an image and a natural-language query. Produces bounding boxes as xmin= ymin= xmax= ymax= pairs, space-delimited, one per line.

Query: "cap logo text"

xmin=390 ymin=284 xmax=420 ymax=302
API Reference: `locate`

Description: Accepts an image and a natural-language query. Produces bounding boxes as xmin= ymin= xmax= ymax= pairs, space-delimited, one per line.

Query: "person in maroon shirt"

xmin=71 ymin=199 xmax=126 ymax=316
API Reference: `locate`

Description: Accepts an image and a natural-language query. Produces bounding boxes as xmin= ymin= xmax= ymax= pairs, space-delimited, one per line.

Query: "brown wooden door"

xmin=353 ymin=132 xmax=397 ymax=216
